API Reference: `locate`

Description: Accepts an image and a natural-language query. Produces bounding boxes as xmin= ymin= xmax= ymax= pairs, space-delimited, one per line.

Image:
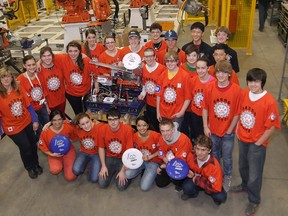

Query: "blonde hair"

xmin=164 ymin=50 xmax=179 ymax=61
xmin=0 ymin=67 xmax=19 ymax=97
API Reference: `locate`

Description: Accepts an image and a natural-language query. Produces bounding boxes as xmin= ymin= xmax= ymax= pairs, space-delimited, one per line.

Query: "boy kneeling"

xmin=181 ymin=135 xmax=227 ymax=205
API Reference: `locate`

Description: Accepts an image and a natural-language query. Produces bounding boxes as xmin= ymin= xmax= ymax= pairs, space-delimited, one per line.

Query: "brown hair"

xmin=66 ymin=41 xmax=84 ymax=71
xmin=71 ymin=112 xmax=91 ymax=125
xmin=164 ymin=50 xmax=179 ymax=61
xmin=159 ymin=118 xmax=174 ymax=128
xmin=195 ymin=135 xmax=213 ymax=150
xmin=215 ymin=26 xmax=231 ymax=38
xmin=214 ymin=60 xmax=232 ymax=75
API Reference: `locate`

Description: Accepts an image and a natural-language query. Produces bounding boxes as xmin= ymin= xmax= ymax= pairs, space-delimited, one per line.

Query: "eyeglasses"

xmin=105 ymin=41 xmax=115 ymax=44
xmin=144 ymin=55 xmax=155 ymax=58
xmin=165 ymin=59 xmax=176 ymax=63
xmin=107 ymin=117 xmax=120 ymax=122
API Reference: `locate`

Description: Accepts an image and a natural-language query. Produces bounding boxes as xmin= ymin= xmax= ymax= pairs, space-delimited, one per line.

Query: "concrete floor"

xmin=1 ymin=8 xmax=288 ymax=216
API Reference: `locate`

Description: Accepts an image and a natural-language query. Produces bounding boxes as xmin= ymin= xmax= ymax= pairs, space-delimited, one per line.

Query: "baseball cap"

xmin=190 ymin=22 xmax=205 ymax=32
xmin=164 ymin=30 xmax=178 ymax=40
xmin=128 ymin=29 xmax=140 ymax=38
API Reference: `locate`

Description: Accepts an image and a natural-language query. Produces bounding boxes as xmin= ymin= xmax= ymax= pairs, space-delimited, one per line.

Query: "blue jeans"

xmin=72 ymin=152 xmax=101 ymax=183
xmin=98 ymin=157 xmax=130 ymax=191
xmin=182 ymin=178 xmax=227 ymax=203
xmin=238 ymin=139 xmax=266 ymax=204
xmin=211 ymin=133 xmax=235 ymax=176
xmin=125 ymin=161 xmax=159 ymax=191
xmin=36 ymin=105 xmax=49 ymax=126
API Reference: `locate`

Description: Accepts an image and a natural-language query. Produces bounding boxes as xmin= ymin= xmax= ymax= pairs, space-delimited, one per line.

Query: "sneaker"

xmin=230 ymin=184 xmax=247 ymax=193
xmin=28 ymin=169 xmax=38 ymax=179
xmin=223 ymin=175 xmax=232 ymax=192
xmin=174 ymin=185 xmax=183 ymax=192
xmin=34 ymin=165 xmax=43 ymax=175
xmin=245 ymin=203 xmax=259 ymax=216
xmin=214 ymin=201 xmax=222 ymax=206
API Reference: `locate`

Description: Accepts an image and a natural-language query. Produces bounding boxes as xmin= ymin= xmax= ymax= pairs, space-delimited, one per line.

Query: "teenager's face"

xmin=216 ymin=71 xmax=230 ymax=85
xmin=105 ymin=38 xmax=116 ymax=51
xmin=86 ymin=33 xmax=97 ymax=46
xmin=186 ymin=52 xmax=198 ymax=65
xmin=213 ymin=49 xmax=227 ymax=62
xmin=67 ymin=46 xmax=80 ymax=61
xmin=195 ymin=144 xmax=211 ymax=162
xmin=41 ymin=51 xmax=53 ymax=66
xmin=248 ymin=80 xmax=263 ymax=94
xmin=0 ymin=73 xmax=13 ymax=88
xmin=216 ymin=31 xmax=228 ymax=44
xmin=150 ymin=29 xmax=162 ymax=40
xmin=160 ymin=124 xmax=174 ymax=142
xmin=165 ymin=57 xmax=178 ymax=71
xmin=166 ymin=39 xmax=177 ymax=49
xmin=129 ymin=36 xmax=140 ymax=48
xmin=196 ymin=60 xmax=209 ymax=78
xmin=107 ymin=116 xmax=120 ymax=131
xmin=79 ymin=117 xmax=93 ymax=132
xmin=144 ymin=51 xmax=156 ymax=66
xmin=191 ymin=28 xmax=203 ymax=43
xmin=23 ymin=59 xmax=37 ymax=74
xmin=136 ymin=120 xmax=149 ymax=135
xmin=51 ymin=114 xmax=64 ymax=129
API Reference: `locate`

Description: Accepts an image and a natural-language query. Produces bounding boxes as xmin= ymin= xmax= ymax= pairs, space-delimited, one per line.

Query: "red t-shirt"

xmin=17 ymin=73 xmax=45 ymax=111
xmin=98 ymin=49 xmax=121 ymax=75
xmin=156 ymin=49 xmax=186 ymax=65
xmin=209 ymin=65 xmax=239 ymax=85
xmin=180 ymin=63 xmax=197 ymax=78
xmin=38 ymin=65 xmax=66 ymax=108
xmin=54 ymin=54 xmax=98 ymax=96
xmin=236 ymin=89 xmax=281 ymax=147
xmin=98 ymin=123 xmax=134 ymax=158
xmin=81 ymin=43 xmax=106 ymax=60
xmin=119 ymin=45 xmax=146 ymax=60
xmin=133 ymin=130 xmax=162 ymax=163
xmin=203 ymin=81 xmax=241 ymax=137
xmin=156 ymin=68 xmax=192 ymax=119
xmin=0 ymin=87 xmax=32 ymax=135
xmin=144 ymin=40 xmax=167 ymax=54
xmin=38 ymin=121 xmax=75 ymax=153
xmin=142 ymin=63 xmax=166 ymax=107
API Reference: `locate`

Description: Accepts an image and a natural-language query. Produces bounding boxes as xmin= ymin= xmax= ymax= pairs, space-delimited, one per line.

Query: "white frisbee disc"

xmin=122 ymin=148 xmax=143 ymax=169
xmin=122 ymin=53 xmax=141 ymax=70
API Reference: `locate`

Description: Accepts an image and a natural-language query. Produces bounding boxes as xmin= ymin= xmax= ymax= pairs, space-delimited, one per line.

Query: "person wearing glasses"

xmin=180 ymin=135 xmax=227 ymax=206
xmin=98 ymin=33 xmax=121 ymax=76
xmin=145 ymin=22 xmax=167 ymax=54
xmin=98 ymin=108 xmax=134 ymax=190
xmin=138 ymin=48 xmax=166 ymax=132
xmin=156 ymin=50 xmax=191 ymax=130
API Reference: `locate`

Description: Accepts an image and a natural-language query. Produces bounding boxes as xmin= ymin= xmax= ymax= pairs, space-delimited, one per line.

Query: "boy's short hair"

xmin=195 ymin=135 xmax=213 ymax=150
xmin=159 ymin=118 xmax=174 ymax=128
xmin=191 ymin=22 xmax=205 ymax=32
xmin=150 ymin=22 xmax=163 ymax=32
xmin=184 ymin=44 xmax=200 ymax=55
xmin=106 ymin=107 xmax=121 ymax=119
xmin=212 ymin=43 xmax=229 ymax=54
xmin=214 ymin=60 xmax=232 ymax=75
xmin=144 ymin=47 xmax=155 ymax=55
xmin=215 ymin=26 xmax=231 ymax=38
xmin=164 ymin=50 xmax=179 ymax=61
xmin=246 ymin=68 xmax=267 ymax=88
xmin=196 ymin=56 xmax=210 ymax=66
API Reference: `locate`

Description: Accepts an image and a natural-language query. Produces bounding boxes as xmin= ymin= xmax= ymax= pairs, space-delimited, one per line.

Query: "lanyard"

xmin=25 ymin=72 xmax=42 ymax=89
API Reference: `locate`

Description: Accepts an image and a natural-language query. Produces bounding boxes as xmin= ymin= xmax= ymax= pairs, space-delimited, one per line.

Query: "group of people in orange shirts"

xmin=0 ymin=22 xmax=280 ymax=216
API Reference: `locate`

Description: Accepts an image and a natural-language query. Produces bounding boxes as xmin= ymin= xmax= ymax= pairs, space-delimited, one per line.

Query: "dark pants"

xmin=145 ymin=104 xmax=159 ymax=132
xmin=238 ymin=139 xmax=266 ymax=204
xmin=180 ymin=111 xmax=192 ymax=139
xmin=66 ymin=92 xmax=84 ymax=115
xmin=9 ymin=122 xmax=40 ymax=171
xmin=155 ymin=168 xmax=184 ymax=188
xmin=259 ymin=2 xmax=269 ymax=30
xmin=182 ymin=177 xmax=227 ymax=203
xmin=112 ymin=0 xmax=119 ymax=19
xmin=190 ymin=112 xmax=204 ymax=143
xmin=36 ymin=105 xmax=50 ymax=126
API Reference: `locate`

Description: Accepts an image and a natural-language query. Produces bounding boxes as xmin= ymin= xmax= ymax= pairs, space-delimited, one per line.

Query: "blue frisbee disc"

xmin=166 ymin=158 xmax=189 ymax=180
xmin=49 ymin=134 xmax=71 ymax=155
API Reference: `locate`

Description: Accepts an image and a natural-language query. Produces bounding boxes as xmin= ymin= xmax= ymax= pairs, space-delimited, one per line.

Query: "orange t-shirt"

xmin=236 ymin=89 xmax=281 ymax=147
xmin=190 ymin=76 xmax=215 ymax=116
xmin=54 ymin=54 xmax=98 ymax=97
xmin=180 ymin=63 xmax=197 ymax=78
xmin=142 ymin=63 xmax=166 ymax=107
xmin=119 ymin=45 xmax=146 ymax=60
xmin=98 ymin=49 xmax=121 ymax=75
xmin=38 ymin=65 xmax=66 ymax=108
xmin=156 ymin=68 xmax=192 ymax=119
xmin=98 ymin=123 xmax=134 ymax=158
xmin=209 ymin=65 xmax=239 ymax=85
xmin=186 ymin=151 xmax=223 ymax=193
xmin=17 ymin=73 xmax=45 ymax=111
xmin=144 ymin=40 xmax=168 ymax=54
xmin=156 ymin=48 xmax=186 ymax=65
xmin=0 ymin=87 xmax=32 ymax=135
xmin=38 ymin=121 xmax=75 ymax=153
xmin=202 ymin=81 xmax=241 ymax=137
xmin=81 ymin=43 xmax=106 ymax=60
xmin=133 ymin=130 xmax=162 ymax=163
xmin=73 ymin=122 xmax=104 ymax=154
xmin=158 ymin=133 xmax=192 ymax=162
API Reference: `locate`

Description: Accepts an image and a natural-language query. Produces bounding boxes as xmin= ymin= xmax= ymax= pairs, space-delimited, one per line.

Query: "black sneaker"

xmin=174 ymin=185 xmax=183 ymax=192
xmin=245 ymin=203 xmax=259 ymax=216
xmin=28 ymin=169 xmax=38 ymax=179
xmin=34 ymin=165 xmax=43 ymax=175
xmin=214 ymin=201 xmax=222 ymax=206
